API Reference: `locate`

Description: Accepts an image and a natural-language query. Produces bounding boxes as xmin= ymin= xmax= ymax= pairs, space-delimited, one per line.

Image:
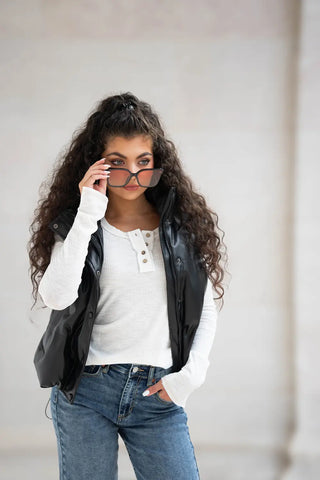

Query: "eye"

xmin=109 ymin=158 xmax=151 ymax=167
xmin=110 ymin=159 xmax=124 ymax=166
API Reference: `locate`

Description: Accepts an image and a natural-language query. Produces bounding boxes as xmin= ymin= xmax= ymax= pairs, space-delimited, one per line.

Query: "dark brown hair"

xmin=28 ymin=92 xmax=229 ymax=311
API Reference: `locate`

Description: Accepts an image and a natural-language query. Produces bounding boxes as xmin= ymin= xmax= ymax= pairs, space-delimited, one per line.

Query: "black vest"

xmin=34 ymin=186 xmax=208 ymax=403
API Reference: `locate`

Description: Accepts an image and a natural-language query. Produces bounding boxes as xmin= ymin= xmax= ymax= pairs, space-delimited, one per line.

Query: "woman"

xmin=28 ymin=92 xmax=227 ymax=480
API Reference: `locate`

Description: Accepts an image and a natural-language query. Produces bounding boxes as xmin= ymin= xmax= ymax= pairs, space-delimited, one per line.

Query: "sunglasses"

xmin=107 ymin=167 xmax=164 ymax=188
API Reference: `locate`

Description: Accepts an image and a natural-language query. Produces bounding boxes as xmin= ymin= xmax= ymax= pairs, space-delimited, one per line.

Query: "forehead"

xmin=105 ymin=135 xmax=153 ymax=151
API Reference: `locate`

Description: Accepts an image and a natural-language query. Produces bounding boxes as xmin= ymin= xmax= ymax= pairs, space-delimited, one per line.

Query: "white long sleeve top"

xmin=38 ymin=186 xmax=218 ymax=407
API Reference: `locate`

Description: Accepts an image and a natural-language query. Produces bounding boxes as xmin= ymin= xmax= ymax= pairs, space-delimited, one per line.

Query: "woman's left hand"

xmin=142 ymin=379 xmax=173 ymax=402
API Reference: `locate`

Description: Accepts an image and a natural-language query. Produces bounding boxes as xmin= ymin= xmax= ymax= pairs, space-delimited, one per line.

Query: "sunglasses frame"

xmin=106 ymin=167 xmax=164 ymax=188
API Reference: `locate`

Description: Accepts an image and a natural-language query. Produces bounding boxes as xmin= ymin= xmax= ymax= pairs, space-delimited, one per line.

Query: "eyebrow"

xmin=105 ymin=152 xmax=153 ymax=159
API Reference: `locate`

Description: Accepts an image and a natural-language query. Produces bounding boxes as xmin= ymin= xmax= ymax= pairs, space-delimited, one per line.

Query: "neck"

xmin=105 ymin=192 xmax=155 ymax=220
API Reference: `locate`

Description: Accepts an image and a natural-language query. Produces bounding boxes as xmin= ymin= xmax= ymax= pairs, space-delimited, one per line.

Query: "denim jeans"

xmin=50 ymin=363 xmax=200 ymax=480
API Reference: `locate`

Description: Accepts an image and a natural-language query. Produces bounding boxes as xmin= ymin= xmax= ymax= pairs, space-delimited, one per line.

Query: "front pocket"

xmin=155 ymin=390 xmax=174 ymax=405
xmin=82 ymin=365 xmax=102 ymax=377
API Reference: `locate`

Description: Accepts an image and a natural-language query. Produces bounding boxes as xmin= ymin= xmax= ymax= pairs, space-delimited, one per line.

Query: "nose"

xmin=128 ymin=169 xmax=139 ymax=184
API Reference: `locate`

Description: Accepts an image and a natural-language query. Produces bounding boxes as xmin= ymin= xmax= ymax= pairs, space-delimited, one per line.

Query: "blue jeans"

xmin=50 ymin=363 xmax=200 ymax=480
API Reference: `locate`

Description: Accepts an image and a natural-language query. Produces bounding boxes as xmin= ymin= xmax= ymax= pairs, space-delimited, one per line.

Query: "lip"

xmin=124 ymin=185 xmax=139 ymax=190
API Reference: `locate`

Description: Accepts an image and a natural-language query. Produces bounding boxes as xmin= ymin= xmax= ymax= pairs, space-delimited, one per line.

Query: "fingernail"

xmin=142 ymin=390 xmax=150 ymax=396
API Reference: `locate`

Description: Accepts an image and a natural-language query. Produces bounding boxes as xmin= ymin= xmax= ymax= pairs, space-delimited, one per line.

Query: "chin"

xmin=108 ymin=187 xmax=147 ymax=199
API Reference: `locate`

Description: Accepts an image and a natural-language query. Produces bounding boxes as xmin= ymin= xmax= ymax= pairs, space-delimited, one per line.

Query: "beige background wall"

xmin=0 ymin=1 xmax=319 ymax=479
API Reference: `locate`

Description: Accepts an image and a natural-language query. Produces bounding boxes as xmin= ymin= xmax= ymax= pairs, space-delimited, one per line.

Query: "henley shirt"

xmin=38 ymin=186 xmax=218 ymax=407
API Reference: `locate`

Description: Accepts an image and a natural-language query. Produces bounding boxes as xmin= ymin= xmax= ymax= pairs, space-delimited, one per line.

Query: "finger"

xmin=142 ymin=388 xmax=153 ymax=397
xmin=93 ymin=174 xmax=108 ymax=184
xmin=88 ymin=164 xmax=111 ymax=174
xmin=93 ymin=176 xmax=108 ymax=194
xmin=87 ymin=165 xmax=111 ymax=179
xmin=82 ymin=163 xmax=110 ymax=183
xmin=86 ymin=166 xmax=110 ymax=180
xmin=95 ymin=157 xmax=107 ymax=164
xmin=156 ymin=380 xmax=172 ymax=401
xmin=84 ymin=171 xmax=110 ymax=184
xmin=89 ymin=158 xmax=107 ymax=170
xmin=80 ymin=173 xmax=109 ymax=193
xmin=142 ymin=381 xmax=162 ymax=397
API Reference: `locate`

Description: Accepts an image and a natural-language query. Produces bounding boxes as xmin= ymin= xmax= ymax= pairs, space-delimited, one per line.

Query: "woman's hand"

xmin=78 ymin=157 xmax=111 ymax=196
xmin=142 ymin=379 xmax=173 ymax=402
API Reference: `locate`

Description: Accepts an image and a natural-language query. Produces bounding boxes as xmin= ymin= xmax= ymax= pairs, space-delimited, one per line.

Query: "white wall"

xmin=0 ymin=1 xmax=318 ymax=478
xmin=283 ymin=0 xmax=320 ymax=478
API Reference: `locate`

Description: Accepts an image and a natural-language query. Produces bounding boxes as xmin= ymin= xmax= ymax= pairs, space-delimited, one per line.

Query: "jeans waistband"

xmin=99 ymin=363 xmax=174 ymax=383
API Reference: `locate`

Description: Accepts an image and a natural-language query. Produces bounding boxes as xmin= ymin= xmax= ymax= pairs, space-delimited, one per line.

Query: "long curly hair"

xmin=28 ymin=92 xmax=229 ymax=312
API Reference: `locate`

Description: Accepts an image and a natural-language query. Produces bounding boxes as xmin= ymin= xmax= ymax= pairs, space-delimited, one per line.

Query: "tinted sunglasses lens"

xmin=137 ymin=169 xmax=163 ymax=187
xmin=107 ymin=168 xmax=163 ymax=187
xmin=107 ymin=169 xmax=130 ymax=186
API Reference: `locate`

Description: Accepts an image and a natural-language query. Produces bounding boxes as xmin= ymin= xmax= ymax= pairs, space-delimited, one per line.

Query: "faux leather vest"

xmin=34 ymin=186 xmax=208 ymax=403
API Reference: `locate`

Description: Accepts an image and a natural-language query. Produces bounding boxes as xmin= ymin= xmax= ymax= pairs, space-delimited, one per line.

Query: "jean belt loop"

xmin=147 ymin=365 xmax=155 ymax=385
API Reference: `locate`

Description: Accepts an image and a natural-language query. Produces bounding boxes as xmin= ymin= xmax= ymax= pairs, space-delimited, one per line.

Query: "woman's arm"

xmin=161 ymin=278 xmax=218 ymax=407
xmin=38 ymin=187 xmax=108 ymax=310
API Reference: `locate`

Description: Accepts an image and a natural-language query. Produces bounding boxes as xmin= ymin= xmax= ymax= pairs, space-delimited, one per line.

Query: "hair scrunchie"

xmin=121 ymin=101 xmax=135 ymax=110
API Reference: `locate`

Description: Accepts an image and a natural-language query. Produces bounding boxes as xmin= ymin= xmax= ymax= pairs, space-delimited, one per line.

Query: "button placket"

xmin=128 ymin=230 xmax=155 ymax=272
xmin=141 ymin=231 xmax=154 ymax=251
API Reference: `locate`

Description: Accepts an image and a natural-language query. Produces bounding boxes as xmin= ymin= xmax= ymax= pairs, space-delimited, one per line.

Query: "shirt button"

xmin=146 ymin=233 xmax=151 ymax=237
xmin=143 ymin=259 xmax=148 ymax=263
xmin=132 ymin=366 xmax=139 ymax=373
xmin=145 ymin=242 xmax=149 ymax=246
xmin=141 ymin=250 xmax=146 ymax=255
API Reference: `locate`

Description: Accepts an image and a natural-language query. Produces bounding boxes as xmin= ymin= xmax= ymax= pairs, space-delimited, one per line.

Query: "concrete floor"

xmin=1 ymin=445 xmax=287 ymax=480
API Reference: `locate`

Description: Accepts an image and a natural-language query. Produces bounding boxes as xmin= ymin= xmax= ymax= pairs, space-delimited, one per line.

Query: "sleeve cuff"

xmin=79 ymin=186 xmax=108 ymax=219
xmin=161 ymin=351 xmax=210 ymax=408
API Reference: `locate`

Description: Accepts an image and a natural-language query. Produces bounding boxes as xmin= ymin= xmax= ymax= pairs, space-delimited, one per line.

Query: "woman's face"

xmin=101 ymin=135 xmax=154 ymax=201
